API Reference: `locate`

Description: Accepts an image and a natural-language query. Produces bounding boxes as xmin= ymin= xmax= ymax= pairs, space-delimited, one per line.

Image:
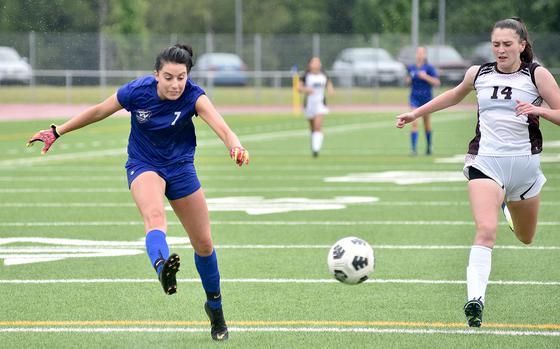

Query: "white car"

xmin=331 ymin=47 xmax=407 ymax=86
xmin=0 ymin=46 xmax=32 ymax=84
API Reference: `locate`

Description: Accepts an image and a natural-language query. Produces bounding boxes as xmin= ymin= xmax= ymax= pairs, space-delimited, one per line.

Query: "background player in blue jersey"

xmin=27 ymin=44 xmax=248 ymax=341
xmin=406 ymin=46 xmax=440 ymax=155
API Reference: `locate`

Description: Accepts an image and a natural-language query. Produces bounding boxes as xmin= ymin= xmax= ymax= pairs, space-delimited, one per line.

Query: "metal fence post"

xmin=99 ymin=32 xmax=107 ymax=98
xmin=28 ymin=31 xmax=37 ymax=102
xmin=254 ymin=33 xmax=262 ymax=104
xmin=371 ymin=33 xmax=380 ymax=103
xmin=65 ymin=70 xmax=72 ymax=104
xmin=313 ymin=33 xmax=320 ymax=58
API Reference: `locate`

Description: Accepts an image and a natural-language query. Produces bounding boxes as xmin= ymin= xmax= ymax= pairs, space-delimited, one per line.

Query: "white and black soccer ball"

xmin=327 ymin=236 xmax=374 ymax=285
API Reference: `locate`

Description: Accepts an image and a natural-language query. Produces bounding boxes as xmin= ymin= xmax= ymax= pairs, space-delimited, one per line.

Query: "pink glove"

xmin=230 ymin=146 xmax=249 ymax=166
xmin=26 ymin=124 xmax=60 ymax=154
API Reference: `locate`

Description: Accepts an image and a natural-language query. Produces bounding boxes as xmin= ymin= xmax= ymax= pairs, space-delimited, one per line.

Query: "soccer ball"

xmin=327 ymin=236 xmax=374 ymax=285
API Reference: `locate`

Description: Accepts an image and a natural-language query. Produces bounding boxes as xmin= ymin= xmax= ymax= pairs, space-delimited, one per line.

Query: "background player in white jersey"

xmin=299 ymin=57 xmax=334 ymax=157
xmin=396 ymin=18 xmax=560 ymax=327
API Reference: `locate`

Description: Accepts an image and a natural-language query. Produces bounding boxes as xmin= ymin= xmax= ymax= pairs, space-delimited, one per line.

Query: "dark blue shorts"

xmin=409 ymin=95 xmax=432 ymax=108
xmin=125 ymin=160 xmax=201 ymax=200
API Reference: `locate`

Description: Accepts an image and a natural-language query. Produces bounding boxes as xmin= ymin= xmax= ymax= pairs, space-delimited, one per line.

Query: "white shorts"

xmin=463 ymin=154 xmax=546 ymax=202
xmin=304 ymin=103 xmax=329 ymax=119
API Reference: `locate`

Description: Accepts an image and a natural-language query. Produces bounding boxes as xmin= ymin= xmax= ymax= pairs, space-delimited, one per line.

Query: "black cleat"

xmin=204 ymin=302 xmax=229 ymax=341
xmin=312 ymin=151 xmax=319 ymax=158
xmin=464 ymin=298 xmax=484 ymax=327
xmin=157 ymin=253 xmax=180 ymax=295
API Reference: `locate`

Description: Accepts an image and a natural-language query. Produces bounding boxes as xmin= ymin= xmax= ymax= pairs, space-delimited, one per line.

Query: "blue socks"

xmin=426 ymin=130 xmax=432 ymax=154
xmin=411 ymin=131 xmax=418 ymax=153
xmin=195 ymin=249 xmax=222 ymax=310
xmin=411 ymin=131 xmax=432 ymax=154
xmin=145 ymin=229 xmax=170 ymax=275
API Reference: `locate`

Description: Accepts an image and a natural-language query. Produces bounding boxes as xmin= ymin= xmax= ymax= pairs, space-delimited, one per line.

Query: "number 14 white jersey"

xmin=469 ymin=62 xmax=543 ymax=156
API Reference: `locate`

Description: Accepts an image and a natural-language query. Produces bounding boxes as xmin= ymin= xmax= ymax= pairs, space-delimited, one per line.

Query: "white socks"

xmin=466 ymin=245 xmax=492 ymax=304
xmin=311 ymin=131 xmax=323 ymax=152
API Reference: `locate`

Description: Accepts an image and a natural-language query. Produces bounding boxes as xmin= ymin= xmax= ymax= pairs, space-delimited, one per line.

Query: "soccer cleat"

xmin=312 ymin=151 xmax=319 ymax=158
xmin=157 ymin=253 xmax=180 ymax=295
xmin=464 ymin=298 xmax=484 ymax=327
xmin=501 ymin=202 xmax=514 ymax=232
xmin=204 ymin=302 xmax=229 ymax=341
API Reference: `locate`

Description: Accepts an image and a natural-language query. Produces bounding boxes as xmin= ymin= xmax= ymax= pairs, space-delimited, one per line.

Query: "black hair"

xmin=154 ymin=44 xmax=195 ymax=72
xmin=493 ymin=17 xmax=533 ymax=63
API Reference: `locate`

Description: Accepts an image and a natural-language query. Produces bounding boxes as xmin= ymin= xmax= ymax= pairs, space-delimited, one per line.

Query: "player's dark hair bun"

xmin=154 ymin=44 xmax=195 ymax=72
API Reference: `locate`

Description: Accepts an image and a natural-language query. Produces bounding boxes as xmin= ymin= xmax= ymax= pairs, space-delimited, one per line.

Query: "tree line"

xmin=1 ymin=0 xmax=559 ymax=35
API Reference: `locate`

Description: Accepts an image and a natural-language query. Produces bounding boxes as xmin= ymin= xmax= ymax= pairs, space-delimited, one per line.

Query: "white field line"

xmin=2 ymin=186 xmax=559 ymax=193
xmin=0 ymin=326 xmax=558 ymax=336
xmin=4 ymin=161 xmax=560 ymax=172
xmin=3 ymin=220 xmax=560 ymax=227
xmin=1 ymin=244 xmax=558 ymax=252
xmin=0 ymin=114 xmax=470 ymax=167
xmin=3 ymin=201 xmax=560 ymax=208
xmin=4 ymin=174 xmax=560 ymax=182
xmin=0 ymin=278 xmax=558 ymax=286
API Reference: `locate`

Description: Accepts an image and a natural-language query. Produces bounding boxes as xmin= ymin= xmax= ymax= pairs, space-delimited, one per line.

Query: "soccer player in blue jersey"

xmin=406 ymin=46 xmax=440 ymax=155
xmin=27 ymin=44 xmax=248 ymax=341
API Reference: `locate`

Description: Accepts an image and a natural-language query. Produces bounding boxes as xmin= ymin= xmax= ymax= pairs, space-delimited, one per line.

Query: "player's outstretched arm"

xmin=396 ymin=65 xmax=478 ymax=128
xmin=26 ymin=94 xmax=123 ymax=154
xmin=196 ymin=95 xmax=249 ymax=166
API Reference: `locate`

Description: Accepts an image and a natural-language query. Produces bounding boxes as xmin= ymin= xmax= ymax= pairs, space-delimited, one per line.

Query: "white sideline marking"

xmin=2 ymin=186 xmax=559 ymax=193
xmin=3 ymin=114 xmax=472 ymax=167
xmin=4 ymin=200 xmax=560 ymax=208
xmin=0 ymin=278 xmax=558 ymax=286
xmin=0 ymin=119 xmax=394 ymax=167
xmin=4 ymin=220 xmax=560 ymax=227
xmin=2 ymin=236 xmax=557 ymax=265
xmin=324 ymin=171 xmax=466 ymax=185
xmin=0 ymin=326 xmax=558 ymax=336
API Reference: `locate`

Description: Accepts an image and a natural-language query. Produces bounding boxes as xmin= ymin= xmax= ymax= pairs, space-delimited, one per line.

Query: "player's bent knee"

xmin=193 ymin=241 xmax=214 ymax=256
xmin=143 ymin=209 xmax=166 ymax=228
xmin=473 ymin=229 xmax=497 ymax=247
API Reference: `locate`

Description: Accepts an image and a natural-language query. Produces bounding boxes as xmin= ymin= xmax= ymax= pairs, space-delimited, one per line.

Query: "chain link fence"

xmin=0 ymin=31 xmax=559 ymax=102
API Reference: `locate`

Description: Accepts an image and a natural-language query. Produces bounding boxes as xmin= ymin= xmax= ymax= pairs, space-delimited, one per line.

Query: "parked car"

xmin=331 ymin=47 xmax=407 ymax=87
xmin=470 ymin=42 xmax=541 ymax=65
xmin=192 ymin=52 xmax=247 ymax=86
xmin=0 ymin=46 xmax=32 ymax=85
xmin=397 ymin=45 xmax=470 ymax=84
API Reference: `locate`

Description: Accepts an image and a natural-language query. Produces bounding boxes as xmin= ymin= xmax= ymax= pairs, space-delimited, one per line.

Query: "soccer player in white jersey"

xmin=299 ymin=57 xmax=334 ymax=157
xmin=396 ymin=18 xmax=560 ymax=327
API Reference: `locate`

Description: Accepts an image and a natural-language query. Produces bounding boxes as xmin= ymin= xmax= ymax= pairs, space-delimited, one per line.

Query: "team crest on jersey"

xmin=135 ymin=109 xmax=152 ymax=123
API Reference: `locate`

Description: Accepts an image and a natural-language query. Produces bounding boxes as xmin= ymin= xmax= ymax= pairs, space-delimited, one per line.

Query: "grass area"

xmin=0 ymin=85 xmax=478 ymax=105
xmin=0 ymin=112 xmax=559 ymax=348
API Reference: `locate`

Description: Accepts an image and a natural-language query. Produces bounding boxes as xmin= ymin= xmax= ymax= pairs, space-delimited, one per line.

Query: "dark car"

xmin=192 ymin=52 xmax=248 ymax=86
xmin=0 ymin=46 xmax=32 ymax=84
xmin=397 ymin=45 xmax=470 ymax=84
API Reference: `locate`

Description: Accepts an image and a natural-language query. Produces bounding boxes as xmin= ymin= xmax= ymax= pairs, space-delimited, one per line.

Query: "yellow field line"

xmin=1 ymin=320 xmax=559 ymax=330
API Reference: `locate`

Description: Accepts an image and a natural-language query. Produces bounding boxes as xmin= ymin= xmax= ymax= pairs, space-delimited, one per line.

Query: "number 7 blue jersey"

xmin=117 ymin=75 xmax=205 ymax=166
